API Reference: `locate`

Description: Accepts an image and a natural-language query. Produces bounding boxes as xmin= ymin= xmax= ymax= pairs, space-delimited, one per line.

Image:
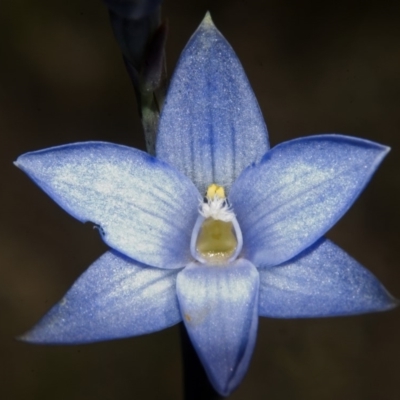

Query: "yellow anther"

xmin=206 ymin=184 xmax=218 ymax=198
xmin=215 ymin=186 xmax=225 ymax=198
xmin=206 ymin=183 xmax=225 ymax=199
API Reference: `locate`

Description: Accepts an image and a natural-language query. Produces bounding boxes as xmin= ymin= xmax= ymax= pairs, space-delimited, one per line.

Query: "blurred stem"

xmin=105 ymin=3 xmax=167 ymax=155
xmin=180 ymin=323 xmax=223 ymax=400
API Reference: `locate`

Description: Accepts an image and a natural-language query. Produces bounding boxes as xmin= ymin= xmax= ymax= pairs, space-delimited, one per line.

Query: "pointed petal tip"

xmin=372 ymin=140 xmax=390 ymax=159
xmin=369 ymin=287 xmax=399 ymax=314
xmin=381 ymin=144 xmax=391 ymax=160
xmin=16 ymin=330 xmax=43 ymax=345
xmin=386 ymin=294 xmax=400 ymax=310
xmin=365 ymin=290 xmax=399 ymax=315
xmin=16 ymin=329 xmax=82 ymax=345
xmin=16 ymin=322 xmax=56 ymax=344
xmin=382 ymin=143 xmax=391 ymax=154
xmin=14 ymin=148 xmax=51 ymax=178
xmin=14 ymin=153 xmax=28 ymax=170
xmin=201 ymin=11 xmax=214 ymax=27
xmin=14 ymin=155 xmax=34 ymax=177
xmin=14 ymin=156 xmax=36 ymax=175
xmin=15 ymin=333 xmax=27 ymax=343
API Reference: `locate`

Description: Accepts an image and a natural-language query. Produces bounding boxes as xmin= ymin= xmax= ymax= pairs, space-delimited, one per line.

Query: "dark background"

xmin=1 ymin=0 xmax=400 ymax=399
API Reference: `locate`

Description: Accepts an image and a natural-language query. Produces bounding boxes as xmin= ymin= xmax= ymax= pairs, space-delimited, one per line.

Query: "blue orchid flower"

xmin=16 ymin=14 xmax=396 ymax=396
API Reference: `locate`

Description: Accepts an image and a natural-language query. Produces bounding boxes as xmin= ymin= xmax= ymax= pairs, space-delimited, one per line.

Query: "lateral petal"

xmin=176 ymin=259 xmax=259 ymax=396
xmin=156 ymin=13 xmax=269 ymax=194
xmin=20 ymin=251 xmax=181 ymax=344
xmin=230 ymin=135 xmax=389 ymax=267
xmin=16 ymin=142 xmax=200 ymax=269
xmin=258 ymin=238 xmax=397 ymax=318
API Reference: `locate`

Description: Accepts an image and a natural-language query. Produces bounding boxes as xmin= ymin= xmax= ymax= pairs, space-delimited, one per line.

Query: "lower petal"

xmin=176 ymin=259 xmax=259 ymax=396
xmin=258 ymin=238 xmax=398 ymax=318
xmin=20 ymin=251 xmax=181 ymax=344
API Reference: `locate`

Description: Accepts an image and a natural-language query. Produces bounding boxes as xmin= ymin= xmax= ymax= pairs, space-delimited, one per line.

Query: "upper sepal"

xmin=177 ymin=259 xmax=259 ymax=396
xmin=258 ymin=238 xmax=398 ymax=318
xmin=19 ymin=251 xmax=182 ymax=344
xmin=230 ymin=134 xmax=390 ymax=267
xmin=156 ymin=13 xmax=269 ymax=194
xmin=16 ymin=142 xmax=200 ymax=269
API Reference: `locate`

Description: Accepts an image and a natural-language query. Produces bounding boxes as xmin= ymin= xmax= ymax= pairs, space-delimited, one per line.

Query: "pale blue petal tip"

xmin=19 ymin=251 xmax=181 ymax=344
xmin=258 ymin=238 xmax=397 ymax=318
xmin=231 ymin=134 xmax=390 ymax=268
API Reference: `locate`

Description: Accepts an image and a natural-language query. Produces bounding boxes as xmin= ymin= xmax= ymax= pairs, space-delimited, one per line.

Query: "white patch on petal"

xmin=199 ymin=196 xmax=235 ymax=222
xmin=199 ymin=183 xmax=235 ymax=222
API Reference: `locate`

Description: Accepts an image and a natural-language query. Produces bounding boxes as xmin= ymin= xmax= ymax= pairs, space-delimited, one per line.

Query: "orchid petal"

xmin=230 ymin=135 xmax=389 ymax=267
xmin=176 ymin=259 xmax=259 ymax=396
xmin=156 ymin=14 xmax=269 ymax=194
xmin=16 ymin=142 xmax=200 ymax=269
xmin=20 ymin=251 xmax=181 ymax=344
xmin=258 ymin=238 xmax=397 ymax=318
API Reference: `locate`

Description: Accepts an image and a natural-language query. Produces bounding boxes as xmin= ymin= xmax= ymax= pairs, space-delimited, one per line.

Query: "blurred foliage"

xmin=105 ymin=0 xmax=167 ymax=154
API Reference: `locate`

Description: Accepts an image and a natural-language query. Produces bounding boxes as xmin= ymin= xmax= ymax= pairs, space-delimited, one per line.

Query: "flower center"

xmin=190 ymin=183 xmax=243 ymax=264
xmin=196 ymin=218 xmax=237 ymax=262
